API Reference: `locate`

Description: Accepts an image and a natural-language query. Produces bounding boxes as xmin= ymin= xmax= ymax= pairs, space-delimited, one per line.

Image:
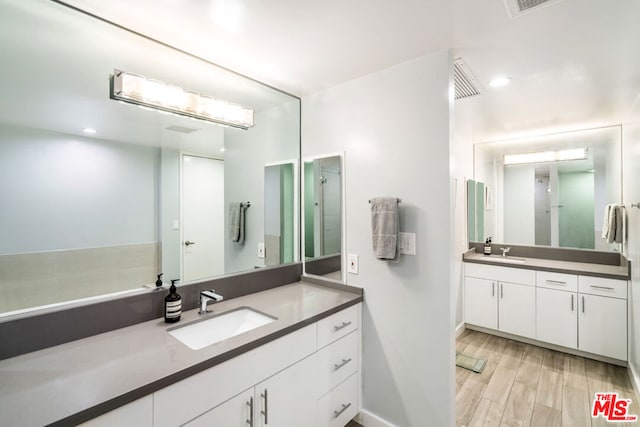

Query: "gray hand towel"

xmin=237 ymin=203 xmax=248 ymax=244
xmin=371 ymin=197 xmax=398 ymax=260
xmin=229 ymin=202 xmax=241 ymax=242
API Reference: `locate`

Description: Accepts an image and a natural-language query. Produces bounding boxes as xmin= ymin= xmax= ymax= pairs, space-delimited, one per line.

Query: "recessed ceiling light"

xmin=489 ymin=76 xmax=512 ymax=87
xmin=219 ymin=148 xmax=226 ymax=153
xmin=82 ymin=127 xmax=97 ymax=134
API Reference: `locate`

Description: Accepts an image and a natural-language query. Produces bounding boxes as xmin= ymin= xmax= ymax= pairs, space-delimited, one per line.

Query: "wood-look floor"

xmin=456 ymin=329 xmax=640 ymax=427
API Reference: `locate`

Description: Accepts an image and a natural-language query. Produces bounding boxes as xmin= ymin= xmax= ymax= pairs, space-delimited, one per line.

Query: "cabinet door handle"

xmin=246 ymin=397 xmax=254 ymax=426
xmin=334 ymin=321 xmax=352 ymax=332
xmin=546 ymin=279 xmax=567 ymax=285
xmin=492 ymin=282 xmax=495 ymax=297
xmin=500 ymin=283 xmax=503 ymax=299
xmin=333 ymin=402 xmax=352 ymax=419
xmin=582 ymin=296 xmax=585 ymax=313
xmin=571 ymin=294 xmax=574 ymax=311
xmin=590 ymin=285 xmax=615 ymax=290
xmin=260 ymin=389 xmax=268 ymax=424
xmin=334 ymin=358 xmax=353 ymax=371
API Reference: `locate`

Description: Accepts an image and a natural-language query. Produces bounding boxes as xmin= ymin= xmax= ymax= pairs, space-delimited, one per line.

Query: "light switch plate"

xmin=257 ymin=243 xmax=265 ymax=258
xmin=398 ymin=232 xmax=416 ymax=255
xmin=347 ymin=253 xmax=359 ymax=274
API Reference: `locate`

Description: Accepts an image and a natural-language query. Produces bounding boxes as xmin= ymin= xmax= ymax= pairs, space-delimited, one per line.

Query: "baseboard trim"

xmin=357 ymin=409 xmax=397 ymax=427
xmin=628 ymin=362 xmax=640 ymax=399
xmin=455 ymin=322 xmax=466 ymax=338
xmin=465 ymin=324 xmax=628 ymax=367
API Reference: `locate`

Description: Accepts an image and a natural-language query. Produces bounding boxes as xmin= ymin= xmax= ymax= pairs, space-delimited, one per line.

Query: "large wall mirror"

xmin=471 ymin=125 xmax=622 ymax=251
xmin=303 ymin=154 xmax=343 ymax=282
xmin=0 ymin=1 xmax=300 ymax=316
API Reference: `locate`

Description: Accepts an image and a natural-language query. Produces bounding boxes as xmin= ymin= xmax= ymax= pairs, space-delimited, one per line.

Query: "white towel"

xmin=601 ymin=204 xmax=612 ymax=240
xmin=371 ymin=197 xmax=398 ymax=260
xmin=229 ymin=202 xmax=241 ymax=242
xmin=602 ymin=203 xmax=625 ymax=244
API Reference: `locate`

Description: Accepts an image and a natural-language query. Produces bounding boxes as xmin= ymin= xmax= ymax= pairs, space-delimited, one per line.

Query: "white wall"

xmin=0 ymin=124 xmax=159 ymax=254
xmin=623 ymin=122 xmax=640 ymax=391
xmin=302 ymin=51 xmax=454 ymax=426
xmin=224 ymin=100 xmax=299 ymax=273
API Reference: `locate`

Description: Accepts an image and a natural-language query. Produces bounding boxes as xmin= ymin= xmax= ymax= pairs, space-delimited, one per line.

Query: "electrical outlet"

xmin=347 ymin=253 xmax=359 ymax=274
xmin=257 ymin=243 xmax=265 ymax=258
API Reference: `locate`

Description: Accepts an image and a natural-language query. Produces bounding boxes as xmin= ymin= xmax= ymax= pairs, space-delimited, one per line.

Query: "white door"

xmin=184 ymin=388 xmax=254 ymax=427
xmin=536 ymin=288 xmax=578 ymax=349
xmin=579 ymin=294 xmax=627 ymax=360
xmin=464 ymin=277 xmax=498 ymax=330
xmin=498 ymin=282 xmax=536 ymax=339
xmin=182 ymin=155 xmax=224 ymax=281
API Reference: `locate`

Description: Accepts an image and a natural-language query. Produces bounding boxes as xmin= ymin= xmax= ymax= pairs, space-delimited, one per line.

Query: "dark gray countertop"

xmin=463 ymin=250 xmax=630 ymax=280
xmin=0 ymin=280 xmax=362 ymax=427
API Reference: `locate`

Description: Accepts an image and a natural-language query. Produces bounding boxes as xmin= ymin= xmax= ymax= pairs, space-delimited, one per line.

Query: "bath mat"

xmin=456 ymin=352 xmax=487 ymax=373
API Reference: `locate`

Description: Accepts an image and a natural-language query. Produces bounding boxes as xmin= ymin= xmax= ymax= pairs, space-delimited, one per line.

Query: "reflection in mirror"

xmin=472 ymin=126 xmax=622 ymax=251
xmin=303 ymin=155 xmax=343 ymax=282
xmin=264 ymin=161 xmax=298 ymax=267
xmin=0 ymin=1 xmax=300 ymax=315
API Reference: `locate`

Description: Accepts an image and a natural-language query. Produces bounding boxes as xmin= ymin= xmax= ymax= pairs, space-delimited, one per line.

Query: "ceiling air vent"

xmin=165 ymin=125 xmax=198 ymax=133
xmin=454 ymin=58 xmax=481 ymax=100
xmin=517 ymin=0 xmax=549 ymax=11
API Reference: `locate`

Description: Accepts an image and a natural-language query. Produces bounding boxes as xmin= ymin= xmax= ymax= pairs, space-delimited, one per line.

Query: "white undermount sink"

xmin=487 ymin=255 xmax=527 ymax=264
xmin=168 ymin=307 xmax=277 ymax=350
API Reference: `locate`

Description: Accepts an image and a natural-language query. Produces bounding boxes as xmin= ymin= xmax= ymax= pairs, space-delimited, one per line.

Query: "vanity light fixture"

xmin=489 ymin=76 xmax=512 ymax=87
xmin=109 ymin=69 xmax=255 ymax=130
xmin=504 ymin=147 xmax=588 ymax=165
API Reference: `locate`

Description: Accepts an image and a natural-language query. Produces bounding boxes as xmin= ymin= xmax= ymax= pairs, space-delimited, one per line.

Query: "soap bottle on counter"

xmin=483 ymin=238 xmax=492 ymax=255
xmin=155 ymin=273 xmax=163 ymax=288
xmin=164 ymin=279 xmax=182 ymax=323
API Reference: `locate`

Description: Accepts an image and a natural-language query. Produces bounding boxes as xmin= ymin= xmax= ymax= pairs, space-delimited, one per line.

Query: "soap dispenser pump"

xmin=155 ymin=273 xmax=163 ymax=289
xmin=164 ymin=279 xmax=182 ymax=323
xmin=483 ymin=238 xmax=492 ymax=255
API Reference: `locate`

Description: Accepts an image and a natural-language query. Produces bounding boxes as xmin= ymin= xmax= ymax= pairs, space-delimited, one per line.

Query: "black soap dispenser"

xmin=483 ymin=237 xmax=492 ymax=255
xmin=155 ymin=273 xmax=163 ymax=289
xmin=164 ymin=279 xmax=182 ymax=323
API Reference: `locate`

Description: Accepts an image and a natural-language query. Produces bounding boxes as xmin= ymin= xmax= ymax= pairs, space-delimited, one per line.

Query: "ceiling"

xmin=40 ymin=0 xmax=640 ymax=140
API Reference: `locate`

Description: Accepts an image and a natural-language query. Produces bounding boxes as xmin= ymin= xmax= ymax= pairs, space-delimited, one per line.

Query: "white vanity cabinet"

xmin=79 ymin=395 xmax=153 ymax=427
xmin=465 ymin=260 xmax=629 ymax=362
xmin=464 ymin=263 xmax=536 ymax=339
xmin=578 ymin=276 xmax=627 ymax=360
xmin=536 ymin=271 xmax=578 ymax=349
xmin=157 ymin=303 xmax=361 ymax=427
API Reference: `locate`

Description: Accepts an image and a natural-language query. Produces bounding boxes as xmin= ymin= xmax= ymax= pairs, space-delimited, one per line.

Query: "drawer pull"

xmin=333 ymin=402 xmax=352 ymax=419
xmin=334 ymin=358 xmax=353 ymax=371
xmin=246 ymin=397 xmax=254 ymax=426
xmin=590 ymin=285 xmax=615 ymax=291
xmin=582 ymin=296 xmax=585 ymax=313
xmin=546 ymin=279 xmax=567 ymax=285
xmin=334 ymin=321 xmax=352 ymax=332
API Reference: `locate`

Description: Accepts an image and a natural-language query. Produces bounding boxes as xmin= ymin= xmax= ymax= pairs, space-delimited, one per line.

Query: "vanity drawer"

xmin=578 ymin=276 xmax=627 ymax=299
xmin=465 ymin=263 xmax=535 ymax=286
xmin=536 ymin=271 xmax=578 ymax=292
xmin=314 ymin=330 xmax=360 ymax=397
xmin=316 ymin=373 xmax=359 ymax=427
xmin=317 ymin=304 xmax=360 ymax=349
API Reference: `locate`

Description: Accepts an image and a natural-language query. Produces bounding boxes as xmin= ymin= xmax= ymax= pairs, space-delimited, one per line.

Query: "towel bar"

xmin=368 ymin=198 xmax=401 ymax=203
xmin=241 ymin=201 xmax=251 ymax=208
xmin=631 ymin=203 xmax=640 ymax=209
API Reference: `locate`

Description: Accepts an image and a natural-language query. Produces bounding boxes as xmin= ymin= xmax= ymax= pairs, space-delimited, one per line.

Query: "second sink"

xmin=168 ymin=307 xmax=277 ymax=350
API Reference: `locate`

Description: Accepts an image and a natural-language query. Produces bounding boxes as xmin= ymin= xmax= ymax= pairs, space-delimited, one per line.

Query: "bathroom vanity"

xmin=0 ymin=281 xmax=362 ymax=427
xmin=463 ymin=249 xmax=630 ymax=364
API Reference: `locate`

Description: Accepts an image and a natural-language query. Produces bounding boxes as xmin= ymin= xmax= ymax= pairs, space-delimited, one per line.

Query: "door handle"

xmin=184 ymin=241 xmax=196 ymax=246
xmin=246 ymin=396 xmax=254 ymax=426
xmin=571 ymin=294 xmax=574 ymax=311
xmin=500 ymin=283 xmax=503 ymax=299
xmin=260 ymin=389 xmax=268 ymax=424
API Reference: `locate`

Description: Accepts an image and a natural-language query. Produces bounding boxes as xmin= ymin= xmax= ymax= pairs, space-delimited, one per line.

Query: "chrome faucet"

xmin=500 ymin=247 xmax=511 ymax=257
xmin=199 ymin=289 xmax=224 ymax=315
